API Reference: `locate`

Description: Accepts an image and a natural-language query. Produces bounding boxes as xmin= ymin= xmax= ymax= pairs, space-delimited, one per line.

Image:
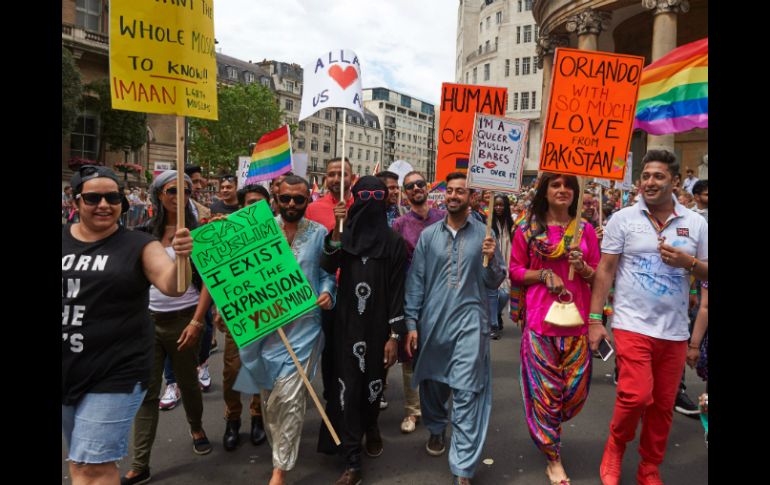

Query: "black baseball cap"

xmin=70 ymin=165 xmax=122 ymax=195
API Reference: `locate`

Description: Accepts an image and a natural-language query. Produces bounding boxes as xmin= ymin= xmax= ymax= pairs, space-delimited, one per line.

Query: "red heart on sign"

xmin=328 ymin=65 xmax=358 ymax=90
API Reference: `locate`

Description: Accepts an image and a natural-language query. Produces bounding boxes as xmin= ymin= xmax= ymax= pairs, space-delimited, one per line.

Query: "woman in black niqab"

xmin=342 ymin=176 xmax=390 ymax=258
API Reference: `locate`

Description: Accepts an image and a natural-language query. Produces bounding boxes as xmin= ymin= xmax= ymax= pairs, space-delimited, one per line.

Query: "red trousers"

xmin=609 ymin=328 xmax=687 ymax=465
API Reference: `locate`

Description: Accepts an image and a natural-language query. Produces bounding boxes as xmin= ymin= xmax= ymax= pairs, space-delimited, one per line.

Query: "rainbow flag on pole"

xmin=246 ymin=125 xmax=292 ymax=184
xmin=634 ymin=38 xmax=708 ymax=135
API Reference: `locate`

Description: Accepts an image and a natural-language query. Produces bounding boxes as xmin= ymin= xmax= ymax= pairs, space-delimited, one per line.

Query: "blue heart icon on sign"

xmin=508 ymin=128 xmax=521 ymax=142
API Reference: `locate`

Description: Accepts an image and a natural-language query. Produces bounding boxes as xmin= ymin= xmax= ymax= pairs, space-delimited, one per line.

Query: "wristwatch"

xmin=389 ymin=332 xmax=401 ymax=341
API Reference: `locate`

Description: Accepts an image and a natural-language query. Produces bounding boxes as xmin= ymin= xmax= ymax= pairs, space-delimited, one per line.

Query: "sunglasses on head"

xmin=277 ymin=194 xmax=308 ymax=205
xmin=404 ymin=180 xmax=427 ymax=190
xmin=77 ymin=192 xmax=122 ymax=205
xmin=165 ymin=187 xmax=192 ymax=196
xmin=356 ymin=190 xmax=386 ymax=201
xmin=220 ymin=176 xmax=236 ymax=182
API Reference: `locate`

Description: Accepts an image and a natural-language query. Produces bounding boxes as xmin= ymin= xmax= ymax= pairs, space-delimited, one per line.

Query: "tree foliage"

xmin=86 ymin=79 xmax=147 ymax=160
xmin=189 ymin=83 xmax=284 ymax=174
xmin=62 ymin=48 xmax=83 ymax=136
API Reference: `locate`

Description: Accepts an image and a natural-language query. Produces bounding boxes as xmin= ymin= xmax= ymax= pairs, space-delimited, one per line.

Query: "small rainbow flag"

xmin=634 ymin=38 xmax=707 ymax=135
xmin=429 ymin=180 xmax=447 ymax=192
xmin=246 ymin=125 xmax=292 ymax=184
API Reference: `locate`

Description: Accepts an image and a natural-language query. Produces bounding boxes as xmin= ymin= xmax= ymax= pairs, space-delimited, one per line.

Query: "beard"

xmin=279 ymin=205 xmax=306 ymax=222
xmin=409 ymin=192 xmax=427 ymax=206
xmin=446 ymin=200 xmax=469 ymax=215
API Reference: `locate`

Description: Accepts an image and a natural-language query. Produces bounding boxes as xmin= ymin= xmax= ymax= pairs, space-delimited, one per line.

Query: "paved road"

xmin=62 ymin=321 xmax=707 ymax=484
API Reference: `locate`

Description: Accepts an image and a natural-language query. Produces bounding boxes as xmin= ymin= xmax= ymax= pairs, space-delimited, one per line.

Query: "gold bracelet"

xmin=190 ymin=319 xmax=204 ymax=329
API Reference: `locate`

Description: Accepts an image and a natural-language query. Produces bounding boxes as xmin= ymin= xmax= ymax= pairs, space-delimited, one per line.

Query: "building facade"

xmin=533 ymin=0 xmax=707 ymax=180
xmin=363 ymin=88 xmax=436 ymax=181
xmin=62 ymin=0 xmax=167 ymax=187
xmin=456 ymin=0 xmax=544 ymax=179
xmin=258 ymin=61 xmax=337 ymax=185
xmin=335 ymin=108 xmax=384 ymax=178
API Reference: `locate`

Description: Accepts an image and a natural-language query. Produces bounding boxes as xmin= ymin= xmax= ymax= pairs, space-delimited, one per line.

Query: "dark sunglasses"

xmin=278 ymin=194 xmax=308 ymax=205
xmin=165 ymin=187 xmax=192 ymax=196
xmin=77 ymin=192 xmax=122 ymax=205
xmin=404 ymin=180 xmax=427 ymax=190
xmin=356 ymin=190 xmax=386 ymax=201
xmin=220 ymin=176 xmax=237 ymax=182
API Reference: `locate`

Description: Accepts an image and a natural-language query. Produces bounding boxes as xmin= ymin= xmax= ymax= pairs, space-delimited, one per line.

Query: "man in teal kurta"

xmin=234 ymin=176 xmax=336 ymax=485
xmin=404 ymin=172 xmax=505 ymax=484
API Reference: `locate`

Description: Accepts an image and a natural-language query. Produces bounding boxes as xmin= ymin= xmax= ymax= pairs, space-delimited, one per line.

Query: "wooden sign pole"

xmin=482 ymin=191 xmax=495 ymax=267
xmin=339 ymin=109 xmax=347 ymax=233
xmin=176 ymin=115 xmax=187 ymax=292
xmin=567 ymin=177 xmax=586 ymax=280
xmin=276 ymin=328 xmax=341 ymax=445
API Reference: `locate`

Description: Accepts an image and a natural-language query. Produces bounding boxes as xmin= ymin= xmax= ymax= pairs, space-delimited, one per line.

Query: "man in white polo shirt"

xmin=587 ymin=149 xmax=708 ymax=485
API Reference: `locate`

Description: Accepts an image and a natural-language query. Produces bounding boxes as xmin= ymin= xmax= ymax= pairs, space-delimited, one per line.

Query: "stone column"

xmin=642 ymin=0 xmax=690 ymax=151
xmin=565 ymin=8 xmax=612 ymax=51
xmin=536 ymin=34 xmax=570 ymax=129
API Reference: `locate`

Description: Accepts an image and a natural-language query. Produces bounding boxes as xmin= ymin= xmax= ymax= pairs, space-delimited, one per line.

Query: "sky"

xmin=214 ymin=0 xmax=458 ymax=106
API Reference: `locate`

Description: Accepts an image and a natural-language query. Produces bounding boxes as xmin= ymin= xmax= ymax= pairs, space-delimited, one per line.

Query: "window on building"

xmin=532 ymin=91 xmax=537 ymax=110
xmin=325 ymin=110 xmax=332 ymax=120
xmin=244 ymin=72 xmax=255 ymax=83
xmin=465 ymin=72 xmax=469 ymax=83
xmin=366 ymin=149 xmax=370 ymax=160
xmin=505 ymin=59 xmax=510 ymax=77
xmin=524 ymin=25 xmax=533 ymax=43
xmin=374 ymin=151 xmax=378 ymax=162
xmin=349 ymin=131 xmax=354 ymax=140
xmin=311 ymin=156 xmax=318 ymax=167
xmin=522 ymin=57 xmax=531 ymax=75
xmin=375 ymin=136 xmax=379 ymax=144
xmin=517 ymin=0 xmax=523 ymax=12
xmin=227 ymin=67 xmax=238 ymax=80
xmin=365 ymin=166 xmax=370 ymax=175
xmin=286 ymin=80 xmax=294 ymax=91
xmin=323 ymin=141 xmax=330 ymax=153
xmin=311 ymin=139 xmax=319 ymax=151
xmin=516 ymin=26 xmax=521 ymax=44
xmin=525 ymin=0 xmax=533 ymax=10
xmin=285 ymin=99 xmax=293 ymax=111
xmin=260 ymin=77 xmax=270 ymax=87
xmin=311 ymin=123 xmax=319 ymax=134
xmin=521 ymin=92 xmax=530 ymax=110
xmin=496 ymin=11 xmax=502 ymax=24
xmin=357 ymin=164 xmax=362 ymax=174
xmin=70 ymin=111 xmax=99 ymax=160
xmin=76 ymin=0 xmax=102 ymax=32
xmin=480 ymin=22 xmax=483 ymax=32
xmin=367 ymin=135 xmax=371 ymax=143
xmin=349 ymin=146 xmax=354 ymax=158
xmin=479 ymin=45 xmax=482 ymax=55
xmin=515 ymin=58 xmax=520 ymax=76
xmin=513 ymin=92 xmax=519 ymax=110
xmin=486 ymin=17 xmax=490 ymax=28
xmin=473 ymin=67 xmax=478 ymax=83
xmin=325 ymin=126 xmax=331 ymax=136
xmin=357 ymin=149 xmax=362 ymax=160
xmin=357 ymin=134 xmax=362 ymax=142
xmin=533 ymin=57 xmax=538 ymax=74
xmin=485 ymin=40 xmax=490 ymax=52
xmin=484 ymin=63 xmax=490 ymax=81
xmin=495 ymin=37 xmax=498 ymax=50
xmin=297 ymin=138 xmax=305 ymax=149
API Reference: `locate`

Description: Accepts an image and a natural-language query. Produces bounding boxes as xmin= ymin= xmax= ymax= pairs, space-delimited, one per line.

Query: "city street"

xmin=62 ymin=321 xmax=708 ymax=484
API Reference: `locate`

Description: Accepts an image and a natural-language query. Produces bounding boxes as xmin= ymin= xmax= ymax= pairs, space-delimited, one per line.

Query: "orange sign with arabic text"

xmin=539 ymin=48 xmax=644 ymax=180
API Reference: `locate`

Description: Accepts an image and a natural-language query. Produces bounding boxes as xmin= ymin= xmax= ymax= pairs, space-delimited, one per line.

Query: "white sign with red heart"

xmin=299 ymin=49 xmax=365 ymax=121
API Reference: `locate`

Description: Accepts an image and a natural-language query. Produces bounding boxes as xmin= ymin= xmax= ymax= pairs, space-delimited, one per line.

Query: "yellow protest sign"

xmin=109 ymin=0 xmax=218 ymax=120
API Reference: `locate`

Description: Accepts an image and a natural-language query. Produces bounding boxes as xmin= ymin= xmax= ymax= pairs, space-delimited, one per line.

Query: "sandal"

xmin=546 ymin=467 xmax=571 ymax=485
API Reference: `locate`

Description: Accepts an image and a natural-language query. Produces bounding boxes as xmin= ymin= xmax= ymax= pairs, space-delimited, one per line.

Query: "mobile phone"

xmin=598 ymin=338 xmax=614 ymax=361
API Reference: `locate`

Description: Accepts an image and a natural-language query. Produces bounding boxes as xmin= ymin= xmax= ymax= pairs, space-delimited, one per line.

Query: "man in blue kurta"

xmin=404 ymin=172 xmax=506 ymax=485
xmin=234 ymin=176 xmax=336 ymax=485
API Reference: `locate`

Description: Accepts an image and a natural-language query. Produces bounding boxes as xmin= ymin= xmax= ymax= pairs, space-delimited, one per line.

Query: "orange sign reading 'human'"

xmin=539 ymin=48 xmax=644 ymax=181
xmin=436 ymin=83 xmax=507 ymax=183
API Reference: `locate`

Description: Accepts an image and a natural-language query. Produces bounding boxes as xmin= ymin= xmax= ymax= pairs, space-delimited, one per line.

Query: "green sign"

xmin=190 ymin=200 xmax=317 ymax=349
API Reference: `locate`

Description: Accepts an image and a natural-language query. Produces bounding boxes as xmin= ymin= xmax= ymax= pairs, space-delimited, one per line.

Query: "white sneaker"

xmin=198 ymin=363 xmax=211 ymax=392
xmin=159 ymin=383 xmax=180 ymax=410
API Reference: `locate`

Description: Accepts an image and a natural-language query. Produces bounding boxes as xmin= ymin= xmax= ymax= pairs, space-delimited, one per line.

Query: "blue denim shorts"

xmin=62 ymin=382 xmax=146 ymax=464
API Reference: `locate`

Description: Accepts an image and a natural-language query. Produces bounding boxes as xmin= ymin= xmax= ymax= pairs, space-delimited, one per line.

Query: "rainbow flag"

xmin=246 ymin=125 xmax=292 ymax=184
xmin=429 ymin=180 xmax=447 ymax=192
xmin=634 ymin=38 xmax=707 ymax=135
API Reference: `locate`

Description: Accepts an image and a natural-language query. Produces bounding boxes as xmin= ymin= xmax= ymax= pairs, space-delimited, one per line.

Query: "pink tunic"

xmin=509 ymin=222 xmax=600 ymax=336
